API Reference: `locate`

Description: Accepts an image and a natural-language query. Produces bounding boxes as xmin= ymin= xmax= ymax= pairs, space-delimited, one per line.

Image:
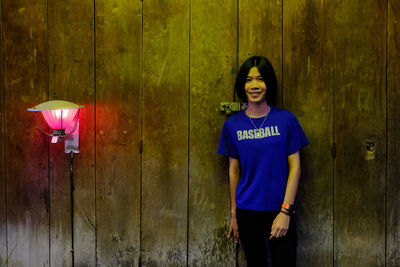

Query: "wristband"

xmin=281 ymin=203 xmax=295 ymax=215
xmin=280 ymin=210 xmax=290 ymax=216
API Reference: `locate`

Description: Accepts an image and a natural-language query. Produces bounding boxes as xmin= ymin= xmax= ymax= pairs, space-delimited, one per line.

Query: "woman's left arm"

xmin=270 ymin=151 xmax=301 ymax=239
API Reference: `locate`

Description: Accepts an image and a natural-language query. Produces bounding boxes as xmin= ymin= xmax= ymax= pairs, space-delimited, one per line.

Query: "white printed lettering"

xmin=243 ymin=130 xmax=249 ymax=140
xmin=271 ymin=126 xmax=277 ymax=136
xmin=275 ymin=126 xmax=280 ymax=135
xmin=248 ymin=129 xmax=254 ymax=139
xmin=236 ymin=126 xmax=280 ymax=141
xmin=237 ymin=131 xmax=242 ymax=141
xmin=259 ymin=128 xmax=265 ymax=138
xmin=265 ymin=127 xmax=271 ymax=137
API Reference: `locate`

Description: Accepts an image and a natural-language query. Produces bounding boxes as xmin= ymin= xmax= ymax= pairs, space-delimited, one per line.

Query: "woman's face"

xmin=245 ymin=67 xmax=267 ymax=104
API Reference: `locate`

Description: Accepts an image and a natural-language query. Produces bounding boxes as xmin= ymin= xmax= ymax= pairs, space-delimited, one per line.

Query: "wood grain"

xmin=239 ymin=0 xmax=283 ymax=106
xmin=238 ymin=1 xmax=283 ymax=265
xmin=142 ymin=0 xmax=189 ymax=265
xmin=3 ymin=0 xmax=49 ymax=265
xmin=188 ymin=0 xmax=237 ymax=265
xmin=333 ymin=0 xmax=386 ymax=265
xmin=387 ymin=0 xmax=400 ymax=265
xmin=283 ymin=1 xmax=334 ymax=266
xmin=0 ymin=1 xmax=6 ymax=263
xmin=47 ymin=0 xmax=95 ymax=265
xmin=2 ymin=1 xmax=400 ymax=265
xmin=95 ymin=0 xmax=142 ymax=265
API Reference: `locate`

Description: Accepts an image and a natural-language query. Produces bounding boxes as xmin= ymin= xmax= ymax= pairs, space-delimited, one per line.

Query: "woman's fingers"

xmin=270 ymin=228 xmax=277 ymax=239
xmin=227 ymin=225 xmax=240 ymax=243
xmin=270 ymin=213 xmax=290 ymax=239
xmin=276 ymin=228 xmax=287 ymax=238
xmin=234 ymin=229 xmax=240 ymax=244
xmin=270 ymin=225 xmax=288 ymax=239
xmin=227 ymin=226 xmax=232 ymax=239
xmin=228 ymin=217 xmax=240 ymax=243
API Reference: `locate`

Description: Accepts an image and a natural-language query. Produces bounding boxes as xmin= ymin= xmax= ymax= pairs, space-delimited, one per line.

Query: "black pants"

xmin=236 ymin=208 xmax=297 ymax=267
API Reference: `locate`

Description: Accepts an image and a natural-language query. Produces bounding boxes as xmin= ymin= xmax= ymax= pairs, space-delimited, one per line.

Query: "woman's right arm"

xmin=227 ymin=157 xmax=240 ymax=243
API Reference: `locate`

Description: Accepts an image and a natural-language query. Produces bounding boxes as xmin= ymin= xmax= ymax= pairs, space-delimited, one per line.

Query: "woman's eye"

xmin=257 ymin=77 xmax=264 ymax=81
xmin=246 ymin=78 xmax=252 ymax=82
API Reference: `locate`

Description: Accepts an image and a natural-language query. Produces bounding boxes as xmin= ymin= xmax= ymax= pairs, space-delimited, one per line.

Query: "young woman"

xmin=218 ymin=56 xmax=309 ymax=266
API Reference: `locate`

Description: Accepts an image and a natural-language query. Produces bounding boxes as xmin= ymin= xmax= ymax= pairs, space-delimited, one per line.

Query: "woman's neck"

xmin=246 ymin=101 xmax=270 ymax=118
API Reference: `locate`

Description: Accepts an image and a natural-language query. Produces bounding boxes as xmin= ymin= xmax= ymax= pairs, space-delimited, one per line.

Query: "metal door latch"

xmin=220 ymin=102 xmax=247 ymax=115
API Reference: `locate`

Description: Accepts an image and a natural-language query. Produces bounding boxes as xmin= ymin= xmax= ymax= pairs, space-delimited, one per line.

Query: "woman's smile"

xmin=245 ymin=67 xmax=267 ymax=103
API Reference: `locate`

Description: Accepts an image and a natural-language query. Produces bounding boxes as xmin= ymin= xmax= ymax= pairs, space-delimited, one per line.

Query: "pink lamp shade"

xmin=28 ymin=100 xmax=83 ymax=150
xmin=28 ymin=100 xmax=84 ymax=132
xmin=41 ymin=109 xmax=78 ymax=130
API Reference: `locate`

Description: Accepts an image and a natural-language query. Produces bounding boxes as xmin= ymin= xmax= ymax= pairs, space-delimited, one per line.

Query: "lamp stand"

xmin=70 ymin=151 xmax=75 ymax=265
xmin=65 ymin=121 xmax=80 ymax=154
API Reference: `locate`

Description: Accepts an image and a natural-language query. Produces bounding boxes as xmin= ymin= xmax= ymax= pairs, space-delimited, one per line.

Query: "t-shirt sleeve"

xmin=287 ymin=113 xmax=310 ymax=155
xmin=218 ymin=120 xmax=239 ymax=159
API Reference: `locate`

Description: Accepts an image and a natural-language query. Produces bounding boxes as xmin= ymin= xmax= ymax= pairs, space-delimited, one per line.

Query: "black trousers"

xmin=236 ymin=208 xmax=297 ymax=267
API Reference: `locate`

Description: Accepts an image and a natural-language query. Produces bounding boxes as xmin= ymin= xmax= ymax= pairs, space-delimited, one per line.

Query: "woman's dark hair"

xmin=234 ymin=56 xmax=277 ymax=104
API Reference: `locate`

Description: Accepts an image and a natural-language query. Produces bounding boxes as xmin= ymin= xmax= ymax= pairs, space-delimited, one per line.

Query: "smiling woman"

xmin=218 ymin=56 xmax=309 ymax=266
xmin=245 ymin=67 xmax=267 ymax=104
xmin=234 ymin=56 xmax=277 ymax=109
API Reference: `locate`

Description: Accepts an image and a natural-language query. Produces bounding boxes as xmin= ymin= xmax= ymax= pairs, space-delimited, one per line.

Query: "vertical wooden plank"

xmin=239 ymin=0 xmax=282 ymax=106
xmin=95 ymin=0 xmax=142 ymax=265
xmin=142 ymin=0 xmax=189 ymax=265
xmin=237 ymin=1 xmax=282 ymax=265
xmin=189 ymin=0 xmax=236 ymax=265
xmin=387 ymin=0 xmax=400 ymax=265
xmin=283 ymin=1 xmax=334 ymax=266
xmin=333 ymin=0 xmax=386 ymax=265
xmin=3 ymin=0 xmax=49 ymax=265
xmin=47 ymin=0 xmax=95 ymax=265
xmin=0 ymin=0 xmax=6 ymax=263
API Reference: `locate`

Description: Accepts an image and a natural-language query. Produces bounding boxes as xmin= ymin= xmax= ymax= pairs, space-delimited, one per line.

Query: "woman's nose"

xmin=250 ymin=80 xmax=260 ymax=88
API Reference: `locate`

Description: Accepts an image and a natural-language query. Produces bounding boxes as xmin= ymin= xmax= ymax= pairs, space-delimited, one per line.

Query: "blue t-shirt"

xmin=218 ymin=106 xmax=309 ymax=211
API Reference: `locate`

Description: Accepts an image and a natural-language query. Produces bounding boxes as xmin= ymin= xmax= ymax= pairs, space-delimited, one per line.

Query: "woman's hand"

xmin=270 ymin=212 xmax=290 ymax=239
xmin=227 ymin=216 xmax=240 ymax=244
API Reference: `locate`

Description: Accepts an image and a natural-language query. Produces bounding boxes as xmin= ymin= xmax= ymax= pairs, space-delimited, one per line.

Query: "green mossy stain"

xmin=191 ymin=225 xmax=234 ymax=266
xmin=110 ymin=233 xmax=139 ymax=266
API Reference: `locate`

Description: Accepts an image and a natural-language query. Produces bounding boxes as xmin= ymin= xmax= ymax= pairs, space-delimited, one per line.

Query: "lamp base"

xmin=65 ymin=121 xmax=80 ymax=154
xmin=65 ymin=138 xmax=79 ymax=154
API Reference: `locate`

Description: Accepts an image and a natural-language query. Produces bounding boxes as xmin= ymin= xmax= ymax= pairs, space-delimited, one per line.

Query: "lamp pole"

xmin=69 ymin=151 xmax=75 ymax=265
xmin=27 ymin=100 xmax=83 ymax=266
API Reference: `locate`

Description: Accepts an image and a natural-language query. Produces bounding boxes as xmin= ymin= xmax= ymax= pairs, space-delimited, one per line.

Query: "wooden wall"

xmin=0 ymin=0 xmax=399 ymax=266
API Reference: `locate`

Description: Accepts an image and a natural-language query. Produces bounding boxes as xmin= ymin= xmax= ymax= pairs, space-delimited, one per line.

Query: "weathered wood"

xmin=333 ymin=0 xmax=386 ymax=265
xmin=188 ymin=0 xmax=236 ymax=265
xmin=142 ymin=0 xmax=189 ymax=265
xmin=0 ymin=1 xmax=6 ymax=264
xmin=387 ymin=0 xmax=400 ymax=265
xmin=3 ymin=0 xmax=49 ymax=265
xmin=239 ymin=0 xmax=283 ymax=107
xmin=237 ymin=1 xmax=282 ymax=265
xmin=283 ymin=1 xmax=334 ymax=266
xmin=2 ymin=1 xmax=400 ymax=265
xmin=47 ymin=0 xmax=95 ymax=265
xmin=95 ymin=0 xmax=142 ymax=265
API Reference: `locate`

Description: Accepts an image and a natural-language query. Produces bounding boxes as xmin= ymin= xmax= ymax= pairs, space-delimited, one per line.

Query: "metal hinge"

xmin=332 ymin=142 xmax=336 ymax=159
